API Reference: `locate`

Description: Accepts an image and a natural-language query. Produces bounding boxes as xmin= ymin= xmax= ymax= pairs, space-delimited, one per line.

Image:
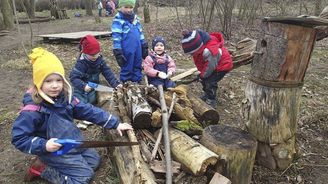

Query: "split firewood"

xmin=171 ymin=68 xmax=199 ymax=82
xmin=150 ymin=160 xmax=181 ymax=174
xmin=151 ymin=108 xmax=162 ymax=127
xmin=209 ymin=172 xmax=231 ymax=184
xmin=231 ymin=38 xmax=257 ymax=69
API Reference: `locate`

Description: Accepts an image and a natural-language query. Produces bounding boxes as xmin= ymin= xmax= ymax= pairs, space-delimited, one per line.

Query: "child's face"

xmin=121 ymin=5 xmax=134 ymax=15
xmin=41 ymin=73 xmax=63 ymax=98
xmin=154 ymin=42 xmax=165 ymax=55
xmin=85 ymin=53 xmax=100 ymax=61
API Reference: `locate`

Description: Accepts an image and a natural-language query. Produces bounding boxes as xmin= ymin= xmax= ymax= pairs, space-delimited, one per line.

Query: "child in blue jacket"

xmin=12 ymin=48 xmax=133 ymax=183
xmin=143 ymin=36 xmax=176 ymax=89
xmin=70 ymin=35 xmax=121 ymax=105
xmin=111 ymin=0 xmax=148 ymax=83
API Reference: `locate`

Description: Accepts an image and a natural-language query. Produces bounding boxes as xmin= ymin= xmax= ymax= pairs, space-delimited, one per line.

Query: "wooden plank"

xmin=149 ymin=160 xmax=181 ymax=174
xmin=171 ymin=68 xmax=198 ymax=81
xmin=37 ymin=31 xmax=111 ymax=40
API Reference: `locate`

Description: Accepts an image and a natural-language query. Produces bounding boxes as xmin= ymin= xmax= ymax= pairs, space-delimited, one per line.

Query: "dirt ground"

xmin=0 ymin=9 xmax=328 ymax=184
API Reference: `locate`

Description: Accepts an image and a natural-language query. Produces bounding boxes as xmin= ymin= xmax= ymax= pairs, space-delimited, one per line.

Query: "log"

xmin=100 ymin=92 xmax=157 ymax=184
xmin=200 ymin=124 xmax=257 ymax=184
xmin=209 ymin=172 xmax=231 ymax=184
xmin=169 ymin=128 xmax=218 ymax=176
xmin=186 ymin=88 xmax=220 ymax=126
xmin=242 ymin=81 xmax=301 ymax=143
xmin=126 ymin=83 xmax=152 ymax=129
xmin=231 ymin=38 xmax=257 ymax=69
xmin=151 ymin=108 xmax=162 ymax=128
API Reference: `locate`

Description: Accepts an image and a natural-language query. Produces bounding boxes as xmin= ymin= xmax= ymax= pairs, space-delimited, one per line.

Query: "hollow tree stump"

xmin=200 ymin=124 xmax=257 ymax=184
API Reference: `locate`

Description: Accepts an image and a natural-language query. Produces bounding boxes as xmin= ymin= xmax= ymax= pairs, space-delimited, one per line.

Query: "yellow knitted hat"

xmin=29 ymin=47 xmax=72 ymax=104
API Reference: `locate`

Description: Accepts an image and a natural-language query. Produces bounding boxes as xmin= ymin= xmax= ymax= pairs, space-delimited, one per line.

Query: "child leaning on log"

xmin=11 ymin=48 xmax=133 ymax=183
xmin=69 ymin=35 xmax=122 ymax=129
xmin=181 ymin=29 xmax=233 ymax=108
xmin=143 ymin=36 xmax=176 ymax=89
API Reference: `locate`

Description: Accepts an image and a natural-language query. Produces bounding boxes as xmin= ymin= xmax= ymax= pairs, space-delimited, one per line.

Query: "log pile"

xmin=97 ymin=82 xmax=248 ymax=183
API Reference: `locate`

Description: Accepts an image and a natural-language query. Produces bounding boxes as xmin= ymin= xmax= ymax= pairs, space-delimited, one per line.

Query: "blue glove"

xmin=113 ymin=49 xmax=127 ymax=67
xmin=141 ymin=42 xmax=148 ymax=59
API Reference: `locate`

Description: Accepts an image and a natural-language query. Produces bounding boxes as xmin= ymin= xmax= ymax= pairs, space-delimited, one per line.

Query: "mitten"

xmin=157 ymin=72 xmax=168 ymax=79
xmin=141 ymin=42 xmax=149 ymax=59
xmin=113 ymin=49 xmax=127 ymax=67
xmin=167 ymin=71 xmax=173 ymax=79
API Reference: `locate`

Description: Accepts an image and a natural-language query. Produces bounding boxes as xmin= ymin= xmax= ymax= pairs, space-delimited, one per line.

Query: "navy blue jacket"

xmin=11 ymin=93 xmax=119 ymax=156
xmin=70 ymin=54 xmax=120 ymax=92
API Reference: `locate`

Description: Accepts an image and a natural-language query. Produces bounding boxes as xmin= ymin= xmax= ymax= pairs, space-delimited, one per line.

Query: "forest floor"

xmin=0 ymin=7 xmax=327 ymax=184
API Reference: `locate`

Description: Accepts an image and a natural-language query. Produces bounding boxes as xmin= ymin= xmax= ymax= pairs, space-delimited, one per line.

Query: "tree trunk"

xmin=0 ymin=0 xmax=14 ymax=30
xmin=133 ymin=0 xmax=139 ymax=14
xmin=85 ymin=0 xmax=93 ymax=16
xmin=50 ymin=0 xmax=59 ymax=19
xmin=169 ymin=128 xmax=218 ymax=176
xmin=22 ymin=0 xmax=35 ymax=18
xmin=314 ymin=0 xmax=322 ymax=16
xmin=200 ymin=124 xmax=257 ymax=184
xmin=143 ymin=0 xmax=150 ymax=23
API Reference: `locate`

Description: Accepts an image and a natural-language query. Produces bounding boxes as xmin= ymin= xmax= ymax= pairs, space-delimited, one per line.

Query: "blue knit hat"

xmin=181 ymin=30 xmax=203 ymax=54
xmin=152 ymin=36 xmax=166 ymax=50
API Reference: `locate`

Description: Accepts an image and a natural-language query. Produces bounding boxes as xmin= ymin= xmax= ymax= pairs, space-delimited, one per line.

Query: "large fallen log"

xmin=200 ymin=124 xmax=257 ymax=184
xmin=100 ymin=91 xmax=157 ymax=184
xmin=169 ymin=128 xmax=218 ymax=176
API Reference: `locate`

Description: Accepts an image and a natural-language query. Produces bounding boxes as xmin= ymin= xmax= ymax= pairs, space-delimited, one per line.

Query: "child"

xmin=143 ymin=36 xmax=176 ymax=89
xmin=12 ymin=47 xmax=133 ymax=183
xmin=70 ymin=34 xmax=121 ymax=105
xmin=111 ymin=0 xmax=148 ymax=83
xmin=70 ymin=35 xmax=122 ymax=128
xmin=97 ymin=0 xmax=103 ymax=17
xmin=105 ymin=0 xmax=115 ymax=16
xmin=181 ymin=29 xmax=233 ymax=108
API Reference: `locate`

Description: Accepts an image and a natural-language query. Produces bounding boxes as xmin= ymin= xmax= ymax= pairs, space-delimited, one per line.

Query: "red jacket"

xmin=192 ymin=32 xmax=233 ymax=78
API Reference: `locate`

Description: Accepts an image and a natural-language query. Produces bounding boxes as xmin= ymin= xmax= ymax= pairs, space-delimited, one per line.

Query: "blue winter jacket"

xmin=11 ymin=93 xmax=119 ymax=156
xmin=111 ymin=11 xmax=146 ymax=49
xmin=70 ymin=54 xmax=120 ymax=92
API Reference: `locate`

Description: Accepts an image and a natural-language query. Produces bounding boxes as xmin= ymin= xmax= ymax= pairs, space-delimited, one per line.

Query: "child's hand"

xmin=46 ymin=138 xmax=62 ymax=152
xmin=158 ymin=72 xmax=168 ymax=79
xmin=167 ymin=72 xmax=173 ymax=79
xmin=116 ymin=84 xmax=123 ymax=89
xmin=116 ymin=123 xmax=133 ymax=136
xmin=84 ymin=84 xmax=92 ymax=92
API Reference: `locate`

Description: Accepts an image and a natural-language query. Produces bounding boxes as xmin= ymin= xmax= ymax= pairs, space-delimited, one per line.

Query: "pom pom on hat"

xmin=29 ymin=47 xmax=72 ymax=104
xmin=152 ymin=36 xmax=166 ymax=50
xmin=119 ymin=0 xmax=136 ymax=7
xmin=80 ymin=35 xmax=100 ymax=55
xmin=181 ymin=30 xmax=203 ymax=54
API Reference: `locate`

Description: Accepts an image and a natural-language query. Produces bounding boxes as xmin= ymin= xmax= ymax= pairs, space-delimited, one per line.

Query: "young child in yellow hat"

xmin=11 ymin=47 xmax=132 ymax=183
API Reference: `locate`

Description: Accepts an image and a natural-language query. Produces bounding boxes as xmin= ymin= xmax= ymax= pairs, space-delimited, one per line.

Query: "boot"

xmin=24 ymin=157 xmax=46 ymax=182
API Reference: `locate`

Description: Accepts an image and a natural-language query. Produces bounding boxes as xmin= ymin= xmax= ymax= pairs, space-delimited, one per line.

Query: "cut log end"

xmin=201 ymin=110 xmax=220 ymax=125
xmin=133 ymin=112 xmax=152 ymax=129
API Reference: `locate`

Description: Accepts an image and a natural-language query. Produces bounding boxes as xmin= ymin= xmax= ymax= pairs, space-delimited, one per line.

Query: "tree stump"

xmin=242 ymin=17 xmax=328 ymax=169
xmin=168 ymin=128 xmax=218 ymax=176
xmin=200 ymin=124 xmax=257 ymax=184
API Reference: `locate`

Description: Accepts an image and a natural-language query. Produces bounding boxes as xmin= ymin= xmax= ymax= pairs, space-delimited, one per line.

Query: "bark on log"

xmin=126 ymin=83 xmax=152 ymax=129
xmin=99 ymin=92 xmax=157 ymax=184
xmin=200 ymin=124 xmax=257 ymax=184
xmin=187 ymin=91 xmax=220 ymax=126
xmin=169 ymin=128 xmax=218 ymax=176
xmin=242 ymin=81 xmax=301 ymax=143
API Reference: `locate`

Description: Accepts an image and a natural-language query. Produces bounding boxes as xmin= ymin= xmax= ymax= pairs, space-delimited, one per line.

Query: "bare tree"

xmin=314 ymin=0 xmax=323 ymax=16
xmin=85 ymin=0 xmax=93 ymax=16
xmin=144 ymin=0 xmax=150 ymax=23
xmin=0 ymin=0 xmax=14 ymax=30
xmin=216 ymin=0 xmax=236 ymax=39
xmin=20 ymin=0 xmax=35 ymax=18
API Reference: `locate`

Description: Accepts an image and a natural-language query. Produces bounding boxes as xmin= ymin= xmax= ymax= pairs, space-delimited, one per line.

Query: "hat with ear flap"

xmin=181 ymin=29 xmax=204 ymax=54
xmin=29 ymin=47 xmax=72 ymax=104
xmin=152 ymin=36 xmax=166 ymax=50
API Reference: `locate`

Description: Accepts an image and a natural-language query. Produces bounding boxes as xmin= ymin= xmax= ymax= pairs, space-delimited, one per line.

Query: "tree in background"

xmin=85 ymin=0 xmax=93 ymax=16
xmin=20 ymin=0 xmax=36 ymax=18
xmin=0 ymin=0 xmax=14 ymax=30
xmin=144 ymin=0 xmax=150 ymax=23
